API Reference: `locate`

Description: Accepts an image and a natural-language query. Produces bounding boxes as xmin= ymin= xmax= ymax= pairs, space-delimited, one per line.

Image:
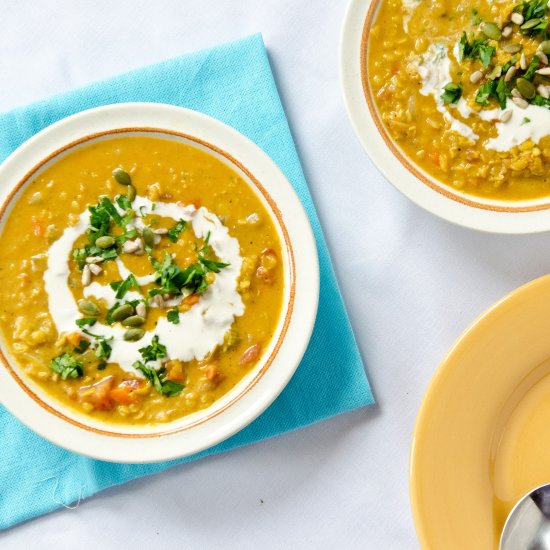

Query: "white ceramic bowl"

xmin=0 ymin=103 xmax=319 ymax=463
xmin=341 ymin=0 xmax=550 ymax=234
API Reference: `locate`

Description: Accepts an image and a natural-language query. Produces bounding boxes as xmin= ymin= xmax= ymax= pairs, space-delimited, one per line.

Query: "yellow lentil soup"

xmin=0 ymin=136 xmax=284 ymax=425
xmin=368 ymin=0 xmax=550 ymax=200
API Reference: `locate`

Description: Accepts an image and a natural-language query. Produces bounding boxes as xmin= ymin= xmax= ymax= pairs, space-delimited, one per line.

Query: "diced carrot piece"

xmin=427 ymin=151 xmax=440 ymax=166
xmin=183 ymin=294 xmax=200 ymax=307
xmin=66 ymin=332 xmax=86 ymax=348
xmin=239 ymin=343 xmax=261 ymax=366
xmin=78 ymin=376 xmax=116 ymax=411
xmin=31 ymin=216 xmax=43 ymax=237
xmin=166 ymin=360 xmax=186 ymax=382
xmin=109 ymin=379 xmax=146 ymax=405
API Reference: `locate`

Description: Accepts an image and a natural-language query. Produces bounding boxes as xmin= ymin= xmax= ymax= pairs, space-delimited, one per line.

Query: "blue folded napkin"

xmin=0 ymin=34 xmax=373 ymax=530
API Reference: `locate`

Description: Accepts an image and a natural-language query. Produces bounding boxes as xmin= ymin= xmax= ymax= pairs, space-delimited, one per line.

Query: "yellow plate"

xmin=410 ymin=274 xmax=550 ymax=549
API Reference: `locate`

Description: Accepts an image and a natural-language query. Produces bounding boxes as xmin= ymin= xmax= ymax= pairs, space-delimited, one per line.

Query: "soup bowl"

xmin=341 ymin=0 xmax=550 ymax=234
xmin=0 ymin=102 xmax=319 ymax=463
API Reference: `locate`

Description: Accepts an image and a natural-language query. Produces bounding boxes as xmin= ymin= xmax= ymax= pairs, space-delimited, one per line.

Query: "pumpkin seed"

xmin=516 ymin=77 xmax=536 ymax=99
xmin=127 ymin=184 xmax=137 ymax=201
xmin=481 ymin=22 xmax=502 ymax=40
xmin=96 ymin=235 xmax=115 ymax=249
xmin=111 ymin=304 xmax=135 ymax=322
xmin=78 ymin=299 xmax=100 ymax=316
xmin=521 ymin=18 xmax=542 ymax=30
xmin=112 ymin=168 xmax=132 ymax=186
xmin=122 ymin=315 xmax=146 ymax=327
xmin=123 ymin=328 xmax=145 ymax=341
xmin=503 ymin=43 xmax=522 ymax=53
xmin=142 ymin=227 xmax=155 ymax=247
xmin=541 ymin=41 xmax=550 ymax=55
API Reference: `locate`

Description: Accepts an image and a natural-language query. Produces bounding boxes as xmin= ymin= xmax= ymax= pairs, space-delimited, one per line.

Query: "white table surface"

xmin=2 ymin=1 xmax=549 ymax=548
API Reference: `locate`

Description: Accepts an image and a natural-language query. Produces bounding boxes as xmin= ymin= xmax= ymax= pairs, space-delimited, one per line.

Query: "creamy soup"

xmin=368 ymin=0 xmax=550 ymax=200
xmin=0 ymin=136 xmax=284 ymax=425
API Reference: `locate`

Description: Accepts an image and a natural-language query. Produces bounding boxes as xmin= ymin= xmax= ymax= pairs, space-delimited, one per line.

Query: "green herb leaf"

xmin=97 ymin=363 xmax=107 ymax=371
xmin=524 ymin=55 xmax=541 ymax=81
xmin=110 ymin=274 xmax=139 ymax=299
xmin=495 ymin=77 xmax=511 ymax=109
xmin=95 ymin=339 xmax=112 ymax=360
xmin=50 ymin=353 xmax=83 ymax=380
xmin=441 ymin=82 xmax=462 ymax=104
xmin=199 ymin=256 xmax=230 ymax=273
xmin=76 ymin=317 xmax=97 ymax=328
xmin=167 ymin=309 xmax=180 ymax=324
xmin=139 ymin=335 xmax=167 ymax=362
xmin=73 ymin=339 xmax=90 ymax=354
xmin=133 ymin=360 xmax=184 ymax=397
xmin=475 ymin=80 xmax=496 ymax=105
xmin=167 ymin=219 xmax=188 ymax=243
xmin=522 ymin=117 xmax=532 ymax=124
xmin=116 ymin=195 xmax=132 ymax=211
xmin=479 ymin=44 xmax=496 ymax=68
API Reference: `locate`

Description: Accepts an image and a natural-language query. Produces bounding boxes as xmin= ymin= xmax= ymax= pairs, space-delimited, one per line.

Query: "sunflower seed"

xmin=502 ymin=26 xmax=513 ymax=37
xmin=470 ymin=70 xmax=484 ymax=83
xmin=81 ymin=265 xmax=91 ymax=286
xmin=88 ymin=263 xmax=102 ymax=276
xmin=152 ymin=228 xmax=168 ymax=235
xmin=520 ymin=53 xmax=527 ymax=70
xmin=500 ymin=110 xmax=513 ymax=122
xmin=511 ymin=88 xmax=522 ymax=98
xmin=512 ymin=97 xmax=529 ymax=109
xmin=538 ymin=51 xmax=549 ymax=65
xmin=86 ymin=256 xmax=103 ymax=264
xmin=505 ymin=66 xmax=517 ymax=82
xmin=536 ymin=67 xmax=550 ymax=75
xmin=136 ymin=303 xmax=147 ymax=318
xmin=538 ymin=84 xmax=550 ymax=98
xmin=511 ymin=12 xmax=524 ymax=25
xmin=122 ymin=239 xmax=140 ymax=253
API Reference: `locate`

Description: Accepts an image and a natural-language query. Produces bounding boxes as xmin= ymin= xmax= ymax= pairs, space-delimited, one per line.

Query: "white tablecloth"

xmin=2 ymin=1 xmax=548 ymax=548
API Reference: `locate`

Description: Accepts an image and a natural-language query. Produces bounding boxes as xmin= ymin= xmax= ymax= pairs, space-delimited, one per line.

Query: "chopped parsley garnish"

xmin=76 ymin=317 xmax=97 ymax=328
xmin=198 ymin=256 xmax=230 ymax=273
xmin=73 ymin=339 xmax=90 ymax=354
xmin=475 ymin=77 xmax=510 ymax=109
xmin=115 ymin=195 xmax=132 ymax=211
xmin=167 ymin=309 xmax=180 ymax=324
xmin=478 ymin=44 xmax=496 ymax=68
xmin=81 ymin=329 xmax=113 ymax=360
xmin=97 ymin=363 xmax=107 ymax=371
xmin=139 ymin=335 xmax=167 ymax=361
xmin=441 ymin=82 xmax=462 ymax=104
xmin=524 ymin=55 xmax=541 ymax=81
xmin=532 ymin=95 xmax=550 ymax=108
xmin=133 ymin=361 xmax=183 ymax=397
xmin=50 ymin=353 xmax=83 ymax=380
xmin=457 ymin=32 xmax=489 ymax=63
xmin=167 ymin=219 xmax=188 ymax=243
xmin=522 ymin=117 xmax=532 ymax=124
xmin=110 ymin=274 xmax=139 ymax=299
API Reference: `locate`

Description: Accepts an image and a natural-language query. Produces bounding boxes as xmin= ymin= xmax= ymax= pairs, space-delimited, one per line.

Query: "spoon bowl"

xmin=501 ymin=483 xmax=550 ymax=549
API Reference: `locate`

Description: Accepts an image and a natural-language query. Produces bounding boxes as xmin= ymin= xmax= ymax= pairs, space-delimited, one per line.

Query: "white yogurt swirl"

xmin=44 ymin=197 xmax=244 ymax=375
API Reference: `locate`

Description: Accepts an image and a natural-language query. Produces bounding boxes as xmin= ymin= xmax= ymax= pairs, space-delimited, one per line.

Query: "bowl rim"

xmin=0 ymin=102 xmax=320 ymax=463
xmin=408 ymin=273 xmax=550 ymax=547
xmin=340 ymin=0 xmax=550 ymax=234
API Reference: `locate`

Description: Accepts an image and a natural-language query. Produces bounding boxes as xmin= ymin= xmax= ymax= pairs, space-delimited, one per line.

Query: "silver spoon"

xmin=501 ymin=483 xmax=550 ymax=549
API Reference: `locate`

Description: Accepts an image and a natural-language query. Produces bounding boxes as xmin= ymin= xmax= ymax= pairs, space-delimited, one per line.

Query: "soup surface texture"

xmin=368 ymin=0 xmax=550 ymax=200
xmin=0 ymin=136 xmax=284 ymax=425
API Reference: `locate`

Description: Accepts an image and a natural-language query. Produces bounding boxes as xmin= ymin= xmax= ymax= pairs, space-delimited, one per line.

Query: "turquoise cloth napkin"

xmin=0 ymin=34 xmax=373 ymax=530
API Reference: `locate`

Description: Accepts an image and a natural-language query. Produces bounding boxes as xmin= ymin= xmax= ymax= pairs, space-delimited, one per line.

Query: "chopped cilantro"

xmin=199 ymin=256 xmax=230 ymax=273
xmin=139 ymin=335 xmax=167 ymax=361
xmin=479 ymin=44 xmax=495 ymax=68
xmin=133 ymin=360 xmax=183 ymax=397
xmin=441 ymin=82 xmax=462 ymax=104
xmin=522 ymin=117 xmax=532 ymax=124
xmin=524 ymin=55 xmax=541 ymax=81
xmin=532 ymin=95 xmax=550 ymax=108
xmin=76 ymin=317 xmax=97 ymax=328
xmin=95 ymin=339 xmax=112 ymax=360
xmin=73 ymin=339 xmax=90 ymax=354
xmin=115 ymin=195 xmax=132 ymax=211
xmin=495 ymin=77 xmax=511 ymax=109
xmin=97 ymin=363 xmax=107 ymax=371
xmin=167 ymin=309 xmax=180 ymax=324
xmin=167 ymin=219 xmax=188 ymax=243
xmin=475 ymin=80 xmax=495 ymax=105
xmin=50 ymin=353 xmax=83 ymax=380
xmin=110 ymin=274 xmax=139 ymax=299
xmin=457 ymin=32 xmax=489 ymax=63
